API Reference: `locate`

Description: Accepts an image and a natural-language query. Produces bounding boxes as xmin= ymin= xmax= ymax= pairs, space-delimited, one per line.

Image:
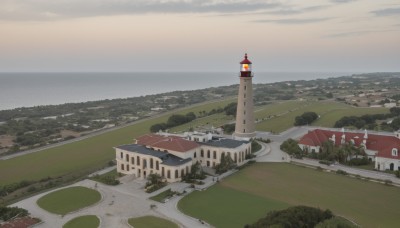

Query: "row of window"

xmin=120 ymin=152 xmax=160 ymax=170
xmin=120 ymin=163 xmax=189 ymax=179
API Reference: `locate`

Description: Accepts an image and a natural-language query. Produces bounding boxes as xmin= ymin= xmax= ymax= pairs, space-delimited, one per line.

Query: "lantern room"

xmin=240 ymin=53 xmax=252 ymax=77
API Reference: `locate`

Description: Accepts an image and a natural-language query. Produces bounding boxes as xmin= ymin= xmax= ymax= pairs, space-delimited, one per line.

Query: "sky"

xmin=0 ymin=0 xmax=399 ymax=72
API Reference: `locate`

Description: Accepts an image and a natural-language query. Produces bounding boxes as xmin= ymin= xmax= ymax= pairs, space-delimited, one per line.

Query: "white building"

xmin=115 ymin=132 xmax=252 ymax=182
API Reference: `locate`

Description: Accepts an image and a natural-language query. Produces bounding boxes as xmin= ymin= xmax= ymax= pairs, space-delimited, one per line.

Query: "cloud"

xmin=325 ymin=29 xmax=397 ymax=38
xmin=372 ymin=7 xmax=400 ymax=17
xmin=253 ymin=17 xmax=332 ymax=24
xmin=329 ymin=0 xmax=356 ymax=3
xmin=0 ymin=0 xmax=283 ymax=21
xmin=259 ymin=5 xmax=330 ymax=16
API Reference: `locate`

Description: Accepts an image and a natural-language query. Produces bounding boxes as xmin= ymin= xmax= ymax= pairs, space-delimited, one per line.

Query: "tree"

xmin=247 ymin=206 xmax=333 ymax=228
xmin=294 ymin=112 xmax=318 ymax=126
xmin=147 ymin=174 xmax=163 ymax=186
xmin=215 ymin=154 xmax=235 ymax=174
xmin=224 ymin=102 xmax=237 ymax=117
xmin=222 ymin=123 xmax=235 ymax=134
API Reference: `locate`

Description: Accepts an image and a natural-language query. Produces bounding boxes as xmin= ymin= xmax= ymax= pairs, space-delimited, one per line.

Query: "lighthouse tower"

xmin=234 ymin=53 xmax=256 ymax=140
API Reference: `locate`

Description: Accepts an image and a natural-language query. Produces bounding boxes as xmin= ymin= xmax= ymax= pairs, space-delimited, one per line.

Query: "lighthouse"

xmin=234 ymin=53 xmax=256 ymax=140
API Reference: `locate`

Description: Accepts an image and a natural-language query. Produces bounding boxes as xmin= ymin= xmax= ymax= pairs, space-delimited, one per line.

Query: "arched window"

xmin=150 ymin=158 xmax=154 ymax=169
xmin=194 ymin=152 xmax=197 ymax=158
xmin=156 ymin=161 xmax=159 ymax=170
xmin=207 ymin=150 xmax=210 ymax=158
xmin=167 ymin=170 xmax=171 ymax=178
xmin=392 ymin=148 xmax=398 ymax=156
xmin=137 ymin=156 xmax=140 ymax=165
xmin=131 ymin=156 xmax=135 ymax=164
xmin=175 ymin=170 xmax=179 ymax=178
xmin=213 ymin=151 xmax=216 ymax=159
xmin=201 ymin=149 xmax=204 ymax=157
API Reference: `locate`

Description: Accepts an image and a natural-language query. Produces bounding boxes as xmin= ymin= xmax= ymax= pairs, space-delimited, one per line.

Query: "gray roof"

xmin=116 ymin=144 xmax=191 ymax=166
xmin=200 ymin=137 xmax=249 ymax=149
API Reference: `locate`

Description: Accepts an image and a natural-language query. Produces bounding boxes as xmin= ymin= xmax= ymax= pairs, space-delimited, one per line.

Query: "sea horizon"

xmin=0 ymin=71 xmax=360 ymax=111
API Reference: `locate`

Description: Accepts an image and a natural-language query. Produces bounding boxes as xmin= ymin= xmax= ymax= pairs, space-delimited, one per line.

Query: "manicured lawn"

xmin=37 ymin=186 xmax=101 ymax=215
xmin=63 ymin=215 xmax=100 ymax=228
xmin=149 ymin=188 xmax=175 ymax=203
xmin=0 ymin=99 xmax=233 ymax=186
xmin=128 ymin=216 xmax=179 ymax=228
xmin=178 ymin=163 xmax=400 ymax=228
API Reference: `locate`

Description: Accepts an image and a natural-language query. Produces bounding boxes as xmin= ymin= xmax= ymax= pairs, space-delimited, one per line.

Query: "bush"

xmin=336 ymin=169 xmax=348 ymax=175
xmin=347 ymin=157 xmax=370 ymax=166
xmin=319 ymin=160 xmax=333 ymax=166
xmin=0 ymin=206 xmax=28 ymax=221
xmin=280 ymin=139 xmax=303 ymax=158
xmin=247 ymin=205 xmax=333 ymax=228
xmin=395 ymin=170 xmax=400 ymax=178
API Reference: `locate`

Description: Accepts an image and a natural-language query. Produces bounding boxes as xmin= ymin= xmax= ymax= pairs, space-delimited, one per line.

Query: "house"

xmin=115 ymin=132 xmax=251 ymax=182
xmin=298 ymin=129 xmax=400 ymax=171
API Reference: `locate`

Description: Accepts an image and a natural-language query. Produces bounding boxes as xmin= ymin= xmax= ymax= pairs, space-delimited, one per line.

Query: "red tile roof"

xmin=135 ymin=134 xmax=199 ymax=152
xmin=299 ymin=129 xmax=400 ymax=159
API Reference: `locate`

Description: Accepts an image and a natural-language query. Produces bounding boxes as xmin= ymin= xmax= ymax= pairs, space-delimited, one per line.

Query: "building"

xmin=298 ymin=128 xmax=400 ymax=171
xmin=115 ymin=132 xmax=251 ymax=182
xmin=234 ymin=53 xmax=256 ymax=140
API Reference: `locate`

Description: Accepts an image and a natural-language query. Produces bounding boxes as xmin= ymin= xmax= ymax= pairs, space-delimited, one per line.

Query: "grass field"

xmin=149 ymin=188 xmax=174 ymax=203
xmin=0 ymin=99 xmax=233 ymax=186
xmin=178 ymin=163 xmax=400 ymax=228
xmin=0 ymin=98 xmax=390 ymax=187
xmin=256 ymin=101 xmax=388 ymax=133
xmin=127 ymin=216 xmax=179 ymax=228
xmin=37 ymin=186 xmax=101 ymax=215
xmin=63 ymin=215 xmax=100 ymax=228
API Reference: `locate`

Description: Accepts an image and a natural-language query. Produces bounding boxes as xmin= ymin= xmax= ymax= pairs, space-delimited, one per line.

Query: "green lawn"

xmin=149 ymin=189 xmax=174 ymax=203
xmin=37 ymin=186 xmax=101 ymax=215
xmin=128 ymin=216 xmax=179 ymax=228
xmin=0 ymin=99 xmax=233 ymax=186
xmin=178 ymin=163 xmax=400 ymax=228
xmin=63 ymin=215 xmax=100 ymax=228
xmin=256 ymin=101 xmax=389 ymax=133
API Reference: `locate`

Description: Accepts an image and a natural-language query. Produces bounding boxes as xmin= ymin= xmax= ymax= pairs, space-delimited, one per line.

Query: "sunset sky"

xmin=0 ymin=0 xmax=399 ymax=72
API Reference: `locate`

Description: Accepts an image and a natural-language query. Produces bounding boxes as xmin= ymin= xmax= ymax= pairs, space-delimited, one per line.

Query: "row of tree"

xmin=150 ymin=112 xmax=197 ymax=132
xmin=334 ymin=107 xmax=400 ymax=130
xmin=245 ymin=206 xmax=336 ymax=228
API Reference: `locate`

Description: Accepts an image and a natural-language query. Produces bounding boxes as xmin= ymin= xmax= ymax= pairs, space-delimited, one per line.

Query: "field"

xmin=0 ymin=99 xmax=233 ymax=185
xmin=127 ymin=215 xmax=179 ymax=228
xmin=63 ymin=215 xmax=100 ymax=228
xmin=255 ymin=101 xmax=388 ymax=133
xmin=178 ymin=163 xmax=400 ymax=228
xmin=37 ymin=186 xmax=101 ymax=215
xmin=0 ymin=98 xmax=390 ymax=187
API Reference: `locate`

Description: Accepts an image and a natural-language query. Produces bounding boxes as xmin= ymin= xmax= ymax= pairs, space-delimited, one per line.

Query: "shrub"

xmin=395 ymin=170 xmax=400 ymax=178
xmin=247 ymin=205 xmax=333 ymax=228
xmin=319 ymin=160 xmax=333 ymax=166
xmin=336 ymin=170 xmax=348 ymax=175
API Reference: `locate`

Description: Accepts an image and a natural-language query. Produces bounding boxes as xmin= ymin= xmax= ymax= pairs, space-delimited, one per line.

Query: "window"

xmin=243 ymin=129 xmax=246 ymax=133
xmin=150 ymin=158 xmax=153 ymax=169
xmin=213 ymin=151 xmax=216 ymax=159
xmin=244 ymin=85 xmax=247 ymax=90
xmin=201 ymin=149 xmax=204 ymax=157
xmin=244 ymin=93 xmax=246 ymax=98
xmin=131 ymin=157 xmax=135 ymax=164
xmin=156 ymin=161 xmax=159 ymax=170
xmin=194 ymin=152 xmax=197 ymax=158
xmin=175 ymin=170 xmax=179 ymax=178
xmin=167 ymin=170 xmax=171 ymax=179
xmin=243 ymin=120 xmax=246 ymax=124
xmin=127 ymin=166 xmax=130 ymax=171
xmin=244 ymin=110 xmax=246 ymax=115
xmin=120 ymin=152 xmax=123 ymax=159
xmin=392 ymin=148 xmax=398 ymax=156
xmin=125 ymin=154 xmax=129 ymax=162
xmin=137 ymin=156 xmax=140 ymax=165
xmin=244 ymin=102 xmax=246 ymax=106
xmin=207 ymin=150 xmax=210 ymax=158
xmin=121 ymin=164 xmax=125 ymax=171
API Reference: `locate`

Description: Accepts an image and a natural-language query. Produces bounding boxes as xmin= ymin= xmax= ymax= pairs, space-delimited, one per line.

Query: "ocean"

xmin=0 ymin=72 xmax=355 ymax=110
